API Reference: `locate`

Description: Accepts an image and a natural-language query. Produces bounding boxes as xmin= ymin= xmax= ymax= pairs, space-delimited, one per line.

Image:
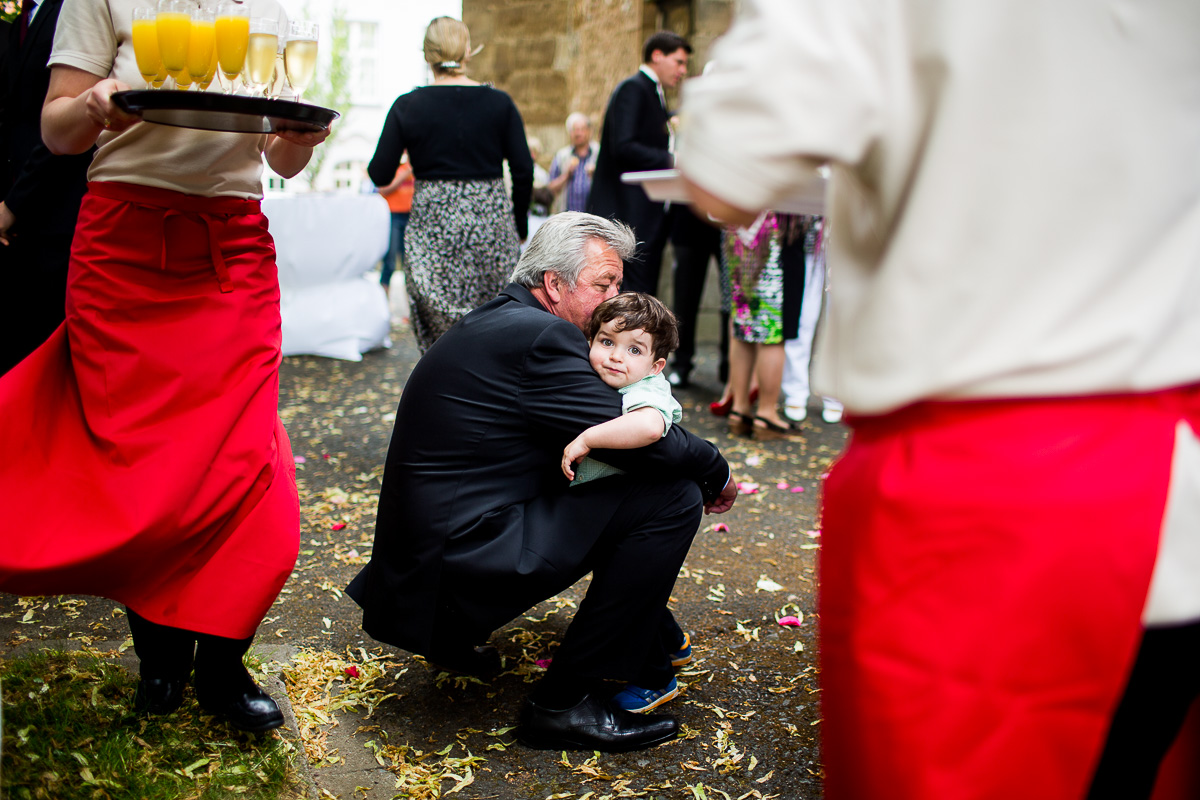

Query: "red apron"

xmin=822 ymin=389 xmax=1200 ymax=799
xmin=0 ymin=182 xmax=299 ymax=639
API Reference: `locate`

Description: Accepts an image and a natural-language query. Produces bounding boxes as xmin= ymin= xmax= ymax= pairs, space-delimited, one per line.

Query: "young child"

xmin=562 ymin=292 xmax=683 ymax=485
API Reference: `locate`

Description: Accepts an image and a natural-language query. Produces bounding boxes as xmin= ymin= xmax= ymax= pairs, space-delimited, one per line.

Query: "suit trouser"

xmin=670 ymin=241 xmax=721 ymax=378
xmin=544 ymin=476 xmax=702 ymax=689
xmin=622 ymin=213 xmax=672 ymax=296
xmin=0 ymin=231 xmax=70 ymax=376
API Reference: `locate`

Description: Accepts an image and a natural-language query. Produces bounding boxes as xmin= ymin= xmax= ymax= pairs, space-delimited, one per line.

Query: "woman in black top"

xmin=368 ymin=16 xmax=533 ymax=353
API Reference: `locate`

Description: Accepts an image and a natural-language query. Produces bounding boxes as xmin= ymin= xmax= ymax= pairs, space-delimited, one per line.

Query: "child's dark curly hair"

xmin=586 ymin=292 xmax=679 ymax=361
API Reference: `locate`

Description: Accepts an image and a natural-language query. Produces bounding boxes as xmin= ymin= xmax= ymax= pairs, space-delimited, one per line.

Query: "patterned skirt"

xmin=403 ymin=178 xmax=521 ymax=353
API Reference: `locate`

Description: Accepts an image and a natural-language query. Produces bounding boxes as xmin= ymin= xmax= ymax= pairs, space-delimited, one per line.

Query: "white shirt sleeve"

xmin=677 ymin=0 xmax=886 ymax=212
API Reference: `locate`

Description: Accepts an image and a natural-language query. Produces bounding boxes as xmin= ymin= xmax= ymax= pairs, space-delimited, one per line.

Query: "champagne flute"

xmin=198 ymin=41 xmax=220 ymax=91
xmin=284 ymin=20 xmax=318 ymax=103
xmin=155 ymin=0 xmax=193 ymax=88
xmin=131 ymin=8 xmax=163 ymax=90
xmin=244 ymin=16 xmax=278 ymax=97
xmin=215 ymin=0 xmax=249 ymax=93
xmin=269 ymin=25 xmax=288 ymax=99
xmin=186 ymin=4 xmax=216 ymax=91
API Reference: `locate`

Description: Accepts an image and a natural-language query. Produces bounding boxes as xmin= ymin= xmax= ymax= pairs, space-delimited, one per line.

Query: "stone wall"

xmin=463 ymin=0 xmax=736 ymax=166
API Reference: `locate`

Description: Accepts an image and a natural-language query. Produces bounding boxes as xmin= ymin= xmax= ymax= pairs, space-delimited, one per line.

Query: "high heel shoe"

xmin=727 ymin=411 xmax=754 ymax=437
xmin=710 ymin=388 xmax=759 ymax=418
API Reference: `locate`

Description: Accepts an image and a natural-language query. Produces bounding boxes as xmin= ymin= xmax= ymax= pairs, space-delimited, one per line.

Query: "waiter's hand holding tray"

xmin=112 ymin=90 xmax=339 ymax=134
xmin=621 ymin=168 xmax=828 ymax=216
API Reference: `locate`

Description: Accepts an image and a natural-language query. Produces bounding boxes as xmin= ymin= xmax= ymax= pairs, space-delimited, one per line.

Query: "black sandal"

xmin=727 ymin=411 xmax=754 ymax=437
xmin=754 ymin=416 xmax=799 ymax=440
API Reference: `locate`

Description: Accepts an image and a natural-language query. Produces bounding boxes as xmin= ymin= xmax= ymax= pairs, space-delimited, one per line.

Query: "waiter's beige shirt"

xmin=679 ymin=0 xmax=1200 ymax=415
xmin=51 ymin=0 xmax=286 ymax=199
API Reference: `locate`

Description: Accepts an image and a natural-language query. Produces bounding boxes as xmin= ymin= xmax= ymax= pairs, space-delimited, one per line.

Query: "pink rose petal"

xmin=712 ymin=523 xmax=730 ymax=533
xmin=294 ymin=455 xmax=307 ymax=464
xmin=737 ymin=482 xmax=760 ymax=495
xmin=776 ymin=482 xmax=789 ymax=490
xmin=535 ymin=658 xmax=553 ymax=669
xmin=778 ymin=616 xmax=802 ymax=627
xmin=791 ymin=486 xmax=805 ymax=493
xmin=331 ymin=522 xmax=346 ymax=531
xmin=344 ymin=665 xmax=360 ymax=677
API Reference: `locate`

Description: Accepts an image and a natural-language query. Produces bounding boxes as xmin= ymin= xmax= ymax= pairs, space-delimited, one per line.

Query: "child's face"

xmin=589 ymin=320 xmax=666 ymax=389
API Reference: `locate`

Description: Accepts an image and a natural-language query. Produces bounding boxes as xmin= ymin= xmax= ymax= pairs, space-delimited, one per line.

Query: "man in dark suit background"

xmin=1 ymin=0 xmax=93 ymax=375
xmin=348 ymin=212 xmax=737 ymax=752
xmin=587 ymin=31 xmax=691 ymax=296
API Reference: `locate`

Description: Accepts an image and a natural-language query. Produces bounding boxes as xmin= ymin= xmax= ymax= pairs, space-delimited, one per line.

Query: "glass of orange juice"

xmin=156 ymin=0 xmax=192 ymax=88
xmin=186 ymin=4 xmax=216 ymax=92
xmin=215 ymin=0 xmax=250 ymax=92
xmin=131 ymin=8 xmax=162 ymax=89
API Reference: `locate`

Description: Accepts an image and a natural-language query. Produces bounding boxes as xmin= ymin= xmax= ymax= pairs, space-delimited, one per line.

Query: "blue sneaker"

xmin=670 ymin=632 xmax=692 ymax=667
xmin=611 ymin=677 xmax=680 ymax=713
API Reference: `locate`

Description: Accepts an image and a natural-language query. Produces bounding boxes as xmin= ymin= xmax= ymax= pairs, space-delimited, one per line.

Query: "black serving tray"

xmin=112 ymin=90 xmax=339 ymax=134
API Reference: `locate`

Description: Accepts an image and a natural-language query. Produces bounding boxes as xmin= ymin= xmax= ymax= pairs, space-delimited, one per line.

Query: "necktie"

xmin=19 ymin=0 xmax=38 ymax=45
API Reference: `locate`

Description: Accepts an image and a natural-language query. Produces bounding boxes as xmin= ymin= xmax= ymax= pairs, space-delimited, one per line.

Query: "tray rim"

xmin=112 ymin=89 xmax=339 ymax=133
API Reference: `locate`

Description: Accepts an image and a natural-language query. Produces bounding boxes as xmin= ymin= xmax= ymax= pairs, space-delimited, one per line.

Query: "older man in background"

xmin=547 ymin=112 xmax=599 ymax=214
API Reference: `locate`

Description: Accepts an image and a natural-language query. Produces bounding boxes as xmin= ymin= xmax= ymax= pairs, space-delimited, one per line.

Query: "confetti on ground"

xmin=756 ymin=576 xmax=784 ymax=593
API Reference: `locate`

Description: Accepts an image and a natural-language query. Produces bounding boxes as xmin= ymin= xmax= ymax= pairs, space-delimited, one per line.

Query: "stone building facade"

xmin=463 ymin=0 xmax=737 ymax=164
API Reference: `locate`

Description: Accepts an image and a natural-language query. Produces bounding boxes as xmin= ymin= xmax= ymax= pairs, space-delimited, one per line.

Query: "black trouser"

xmin=0 ymin=231 xmax=70 ymax=376
xmin=126 ymin=608 xmax=254 ymax=687
xmin=621 ymin=216 xmax=672 ymax=296
xmin=541 ymin=477 xmax=702 ymax=695
xmin=1087 ymin=620 xmax=1200 ymax=799
xmin=670 ymin=242 xmax=719 ymax=379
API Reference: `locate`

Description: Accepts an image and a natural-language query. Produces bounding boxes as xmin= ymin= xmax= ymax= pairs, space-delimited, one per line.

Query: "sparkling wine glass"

xmin=284 ymin=20 xmax=318 ymax=102
xmin=243 ymin=16 xmax=278 ymax=96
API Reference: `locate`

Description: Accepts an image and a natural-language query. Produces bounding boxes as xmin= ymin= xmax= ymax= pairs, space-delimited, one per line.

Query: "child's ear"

xmin=650 ymin=358 xmax=666 ymax=376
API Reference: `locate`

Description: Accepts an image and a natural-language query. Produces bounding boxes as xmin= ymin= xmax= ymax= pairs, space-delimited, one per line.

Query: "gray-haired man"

xmin=348 ymin=212 xmax=736 ymax=751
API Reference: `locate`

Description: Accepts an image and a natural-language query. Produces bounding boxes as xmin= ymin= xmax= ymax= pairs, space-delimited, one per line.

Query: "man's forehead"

xmin=582 ymin=243 xmax=623 ymax=278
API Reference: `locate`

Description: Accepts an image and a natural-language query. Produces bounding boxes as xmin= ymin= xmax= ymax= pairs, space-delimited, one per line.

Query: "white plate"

xmin=621 ymin=168 xmax=827 ymax=215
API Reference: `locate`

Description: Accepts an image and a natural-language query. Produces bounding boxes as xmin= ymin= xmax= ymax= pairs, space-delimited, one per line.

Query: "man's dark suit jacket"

xmin=587 ymin=70 xmax=673 ymax=260
xmin=1 ymin=0 xmax=93 ymax=374
xmin=348 ymin=283 xmax=728 ymax=655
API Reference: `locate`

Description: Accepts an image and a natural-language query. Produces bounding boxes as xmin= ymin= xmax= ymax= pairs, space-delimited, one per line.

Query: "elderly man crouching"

xmin=348 ymin=212 xmax=737 ymax=751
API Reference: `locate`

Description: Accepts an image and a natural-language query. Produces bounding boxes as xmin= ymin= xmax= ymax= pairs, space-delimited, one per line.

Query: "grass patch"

xmin=1 ymin=649 xmax=305 ymax=799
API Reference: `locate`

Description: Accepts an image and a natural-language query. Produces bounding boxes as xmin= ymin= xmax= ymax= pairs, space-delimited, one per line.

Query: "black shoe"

xmin=516 ymin=693 xmax=679 ymax=752
xmin=427 ymin=644 xmax=502 ymax=678
xmin=197 ymin=676 xmax=284 ymax=733
xmin=134 ymin=677 xmax=187 ymax=715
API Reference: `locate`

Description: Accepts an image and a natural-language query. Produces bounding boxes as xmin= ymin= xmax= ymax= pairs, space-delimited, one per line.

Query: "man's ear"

xmin=650 ymin=357 xmax=666 ymax=376
xmin=542 ymin=271 xmax=564 ymax=304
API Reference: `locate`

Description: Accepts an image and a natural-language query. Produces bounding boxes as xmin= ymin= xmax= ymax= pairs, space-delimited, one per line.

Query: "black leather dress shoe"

xmin=134 ymin=677 xmax=186 ymax=715
xmin=427 ymin=644 xmax=503 ymax=678
xmin=516 ymin=693 xmax=679 ymax=752
xmin=197 ymin=679 xmax=284 ymax=733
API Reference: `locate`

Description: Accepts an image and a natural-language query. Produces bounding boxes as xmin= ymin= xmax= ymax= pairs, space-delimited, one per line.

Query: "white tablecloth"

xmin=263 ymin=192 xmax=392 ymax=360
